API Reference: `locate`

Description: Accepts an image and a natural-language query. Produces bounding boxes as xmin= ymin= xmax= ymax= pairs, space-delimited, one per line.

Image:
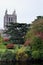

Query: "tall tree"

xmin=4 ymin=22 xmax=30 ymax=44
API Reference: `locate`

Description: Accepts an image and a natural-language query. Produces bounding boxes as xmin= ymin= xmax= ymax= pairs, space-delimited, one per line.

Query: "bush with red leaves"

xmin=3 ymin=38 xmax=9 ymax=42
xmin=24 ymin=39 xmax=30 ymax=46
xmin=6 ymin=43 xmax=14 ymax=49
xmin=35 ymin=32 xmax=43 ymax=39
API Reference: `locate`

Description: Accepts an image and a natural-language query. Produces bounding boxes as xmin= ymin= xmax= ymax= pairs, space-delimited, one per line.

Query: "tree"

xmin=4 ymin=22 xmax=30 ymax=44
xmin=31 ymin=36 xmax=43 ymax=51
xmin=25 ymin=16 xmax=43 ymax=41
xmin=25 ymin=16 xmax=43 ymax=59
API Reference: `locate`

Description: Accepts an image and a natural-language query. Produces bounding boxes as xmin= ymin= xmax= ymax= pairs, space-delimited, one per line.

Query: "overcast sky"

xmin=0 ymin=0 xmax=43 ymax=29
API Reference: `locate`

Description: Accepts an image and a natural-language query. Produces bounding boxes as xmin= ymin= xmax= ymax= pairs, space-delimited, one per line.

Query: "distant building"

xmin=1 ymin=10 xmax=17 ymax=38
xmin=4 ymin=10 xmax=17 ymax=29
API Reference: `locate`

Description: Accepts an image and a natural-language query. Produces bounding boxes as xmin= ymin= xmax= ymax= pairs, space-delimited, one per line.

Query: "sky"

xmin=0 ymin=0 xmax=43 ymax=29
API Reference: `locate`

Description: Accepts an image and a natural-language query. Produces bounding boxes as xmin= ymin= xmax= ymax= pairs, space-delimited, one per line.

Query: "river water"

xmin=0 ymin=62 xmax=43 ymax=65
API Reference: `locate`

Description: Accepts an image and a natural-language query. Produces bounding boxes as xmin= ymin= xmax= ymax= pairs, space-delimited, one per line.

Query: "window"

xmin=11 ymin=17 xmax=13 ymax=22
xmin=9 ymin=17 xmax=10 ymax=22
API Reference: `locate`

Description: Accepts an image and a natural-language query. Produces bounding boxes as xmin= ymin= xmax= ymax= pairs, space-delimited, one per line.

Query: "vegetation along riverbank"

xmin=0 ymin=16 xmax=43 ymax=62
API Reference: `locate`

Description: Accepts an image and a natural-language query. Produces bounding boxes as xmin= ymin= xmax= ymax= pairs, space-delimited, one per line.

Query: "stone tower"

xmin=4 ymin=10 xmax=17 ymax=29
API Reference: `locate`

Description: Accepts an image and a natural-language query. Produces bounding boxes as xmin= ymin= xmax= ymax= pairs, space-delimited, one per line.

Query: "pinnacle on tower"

xmin=5 ymin=10 xmax=7 ymax=15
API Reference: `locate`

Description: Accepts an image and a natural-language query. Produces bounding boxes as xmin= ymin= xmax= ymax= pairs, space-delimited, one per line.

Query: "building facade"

xmin=4 ymin=10 xmax=17 ymax=29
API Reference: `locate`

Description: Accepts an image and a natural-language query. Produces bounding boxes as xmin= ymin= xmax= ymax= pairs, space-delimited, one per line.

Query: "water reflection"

xmin=0 ymin=62 xmax=43 ymax=65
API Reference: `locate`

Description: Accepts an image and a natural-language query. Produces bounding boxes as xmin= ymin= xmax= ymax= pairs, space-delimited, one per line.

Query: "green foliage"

xmin=16 ymin=47 xmax=28 ymax=61
xmin=3 ymin=42 xmax=9 ymax=45
xmin=13 ymin=44 xmax=20 ymax=54
xmin=4 ymin=22 xmax=30 ymax=44
xmin=0 ymin=44 xmax=6 ymax=49
xmin=39 ymin=50 xmax=43 ymax=59
xmin=0 ymin=33 xmax=3 ymax=43
xmin=0 ymin=43 xmax=43 ymax=60
xmin=25 ymin=16 xmax=43 ymax=60
xmin=1 ymin=50 xmax=15 ymax=61
xmin=15 ymin=46 xmax=32 ymax=61
xmin=37 ymin=16 xmax=43 ymax=19
xmin=32 ymin=50 xmax=40 ymax=59
xmin=31 ymin=36 xmax=43 ymax=51
xmin=25 ymin=46 xmax=32 ymax=57
xmin=25 ymin=16 xmax=43 ymax=40
xmin=32 ymin=17 xmax=43 ymax=32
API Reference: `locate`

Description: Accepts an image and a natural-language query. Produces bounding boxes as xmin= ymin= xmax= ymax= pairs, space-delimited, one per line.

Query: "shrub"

xmin=6 ymin=43 xmax=14 ymax=49
xmin=32 ymin=50 xmax=40 ymax=59
xmin=3 ymin=42 xmax=8 ymax=45
xmin=16 ymin=51 xmax=28 ymax=61
xmin=1 ymin=50 xmax=15 ymax=61
xmin=39 ymin=50 xmax=43 ymax=59
xmin=31 ymin=36 xmax=43 ymax=51
xmin=0 ymin=44 xmax=6 ymax=49
xmin=24 ymin=39 xmax=30 ymax=46
xmin=3 ymin=38 xmax=9 ymax=45
xmin=3 ymin=38 xmax=9 ymax=42
xmin=25 ymin=46 xmax=32 ymax=58
xmin=35 ymin=32 xmax=43 ymax=39
xmin=15 ymin=46 xmax=28 ymax=61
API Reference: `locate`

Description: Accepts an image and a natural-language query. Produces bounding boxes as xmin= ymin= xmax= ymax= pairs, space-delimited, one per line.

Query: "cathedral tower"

xmin=4 ymin=10 xmax=17 ymax=29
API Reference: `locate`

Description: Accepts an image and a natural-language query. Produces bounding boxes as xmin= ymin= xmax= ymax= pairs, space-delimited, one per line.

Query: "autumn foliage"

xmin=35 ymin=32 xmax=43 ymax=39
xmin=6 ymin=43 xmax=14 ymax=49
xmin=3 ymin=38 xmax=9 ymax=42
xmin=25 ymin=16 xmax=43 ymax=45
xmin=24 ymin=39 xmax=30 ymax=46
